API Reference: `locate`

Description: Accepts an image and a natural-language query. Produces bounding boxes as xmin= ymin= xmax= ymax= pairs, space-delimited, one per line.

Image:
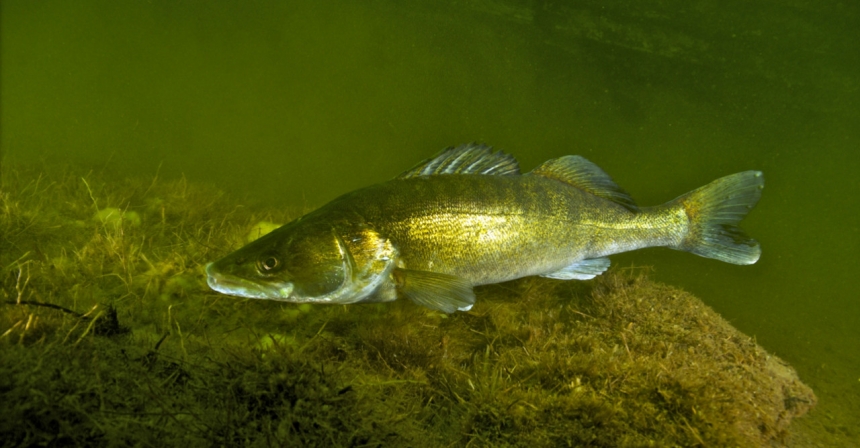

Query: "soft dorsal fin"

xmin=397 ymin=143 xmax=521 ymax=179
xmin=529 ymin=156 xmax=638 ymax=211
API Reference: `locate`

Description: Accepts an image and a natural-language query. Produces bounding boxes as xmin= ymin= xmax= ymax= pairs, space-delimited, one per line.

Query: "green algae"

xmin=1 ymin=164 xmax=815 ymax=447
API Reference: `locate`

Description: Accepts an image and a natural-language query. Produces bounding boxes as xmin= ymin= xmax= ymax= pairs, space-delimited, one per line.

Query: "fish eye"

xmin=257 ymin=255 xmax=280 ymax=272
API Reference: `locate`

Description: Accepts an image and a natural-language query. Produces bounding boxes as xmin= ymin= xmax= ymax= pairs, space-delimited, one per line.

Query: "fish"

xmin=205 ymin=143 xmax=764 ymax=313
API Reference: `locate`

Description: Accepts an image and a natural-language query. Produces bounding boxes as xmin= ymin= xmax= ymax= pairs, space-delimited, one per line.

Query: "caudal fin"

xmin=673 ymin=171 xmax=764 ymax=265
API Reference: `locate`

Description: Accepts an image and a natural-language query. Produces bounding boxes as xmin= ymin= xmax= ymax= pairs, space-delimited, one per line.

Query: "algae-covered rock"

xmin=530 ymin=273 xmax=818 ymax=447
xmin=344 ymin=272 xmax=817 ymax=447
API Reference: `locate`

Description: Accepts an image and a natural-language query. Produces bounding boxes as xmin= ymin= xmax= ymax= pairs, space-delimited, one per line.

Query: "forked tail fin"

xmin=672 ymin=171 xmax=764 ymax=265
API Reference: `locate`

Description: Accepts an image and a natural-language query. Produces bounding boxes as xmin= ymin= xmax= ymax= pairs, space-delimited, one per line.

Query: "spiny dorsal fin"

xmin=529 ymin=156 xmax=638 ymax=211
xmin=397 ymin=143 xmax=520 ymax=179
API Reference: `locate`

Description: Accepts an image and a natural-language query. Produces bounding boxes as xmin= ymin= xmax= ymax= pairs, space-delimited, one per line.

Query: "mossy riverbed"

xmin=1 ymin=164 xmax=815 ymax=447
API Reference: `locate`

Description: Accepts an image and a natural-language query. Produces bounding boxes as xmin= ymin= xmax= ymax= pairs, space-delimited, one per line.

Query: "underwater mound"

xmin=1 ymin=164 xmax=814 ymax=447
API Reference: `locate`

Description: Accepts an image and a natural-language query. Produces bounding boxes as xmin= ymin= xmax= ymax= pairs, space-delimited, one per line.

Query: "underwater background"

xmin=1 ymin=0 xmax=857 ymax=446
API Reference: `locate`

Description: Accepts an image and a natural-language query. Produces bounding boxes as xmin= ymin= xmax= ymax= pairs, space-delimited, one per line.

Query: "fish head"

xmin=206 ymin=216 xmax=396 ymax=304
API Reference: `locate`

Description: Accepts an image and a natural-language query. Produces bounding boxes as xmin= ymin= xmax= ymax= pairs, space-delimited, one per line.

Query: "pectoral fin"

xmin=393 ymin=268 xmax=476 ymax=313
xmin=540 ymin=258 xmax=611 ymax=280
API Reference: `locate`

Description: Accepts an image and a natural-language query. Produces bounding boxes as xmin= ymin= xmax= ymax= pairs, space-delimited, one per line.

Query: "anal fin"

xmin=540 ymin=258 xmax=611 ymax=280
xmin=393 ymin=268 xmax=475 ymax=313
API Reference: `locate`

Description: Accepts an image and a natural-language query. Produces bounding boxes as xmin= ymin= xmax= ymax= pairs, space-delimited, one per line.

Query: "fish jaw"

xmin=205 ymin=262 xmax=295 ymax=300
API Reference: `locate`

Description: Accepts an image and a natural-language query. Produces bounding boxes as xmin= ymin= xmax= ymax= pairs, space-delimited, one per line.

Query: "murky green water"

xmin=2 ymin=1 xmax=858 ymax=444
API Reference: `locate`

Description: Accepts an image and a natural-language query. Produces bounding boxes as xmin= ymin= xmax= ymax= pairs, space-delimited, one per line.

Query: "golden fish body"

xmin=206 ymin=144 xmax=763 ymax=312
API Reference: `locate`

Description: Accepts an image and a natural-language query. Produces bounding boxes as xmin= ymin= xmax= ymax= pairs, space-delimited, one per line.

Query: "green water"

xmin=2 ymin=0 xmax=858 ymax=444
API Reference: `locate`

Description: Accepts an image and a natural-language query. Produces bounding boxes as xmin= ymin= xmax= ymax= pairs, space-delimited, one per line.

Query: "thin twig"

xmin=5 ymin=300 xmax=84 ymax=318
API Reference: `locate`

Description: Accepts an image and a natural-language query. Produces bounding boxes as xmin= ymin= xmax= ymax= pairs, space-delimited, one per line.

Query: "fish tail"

xmin=672 ymin=171 xmax=764 ymax=265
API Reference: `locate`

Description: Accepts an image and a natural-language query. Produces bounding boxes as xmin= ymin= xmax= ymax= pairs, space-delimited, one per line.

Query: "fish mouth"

xmin=205 ymin=263 xmax=294 ymax=300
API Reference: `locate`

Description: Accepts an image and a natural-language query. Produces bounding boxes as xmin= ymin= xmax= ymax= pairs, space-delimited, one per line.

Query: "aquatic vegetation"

xmin=0 ymin=163 xmax=814 ymax=447
xmin=246 ymin=220 xmax=283 ymax=243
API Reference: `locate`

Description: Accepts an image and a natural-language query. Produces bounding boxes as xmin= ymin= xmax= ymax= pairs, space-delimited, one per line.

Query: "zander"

xmin=206 ymin=144 xmax=764 ymax=313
